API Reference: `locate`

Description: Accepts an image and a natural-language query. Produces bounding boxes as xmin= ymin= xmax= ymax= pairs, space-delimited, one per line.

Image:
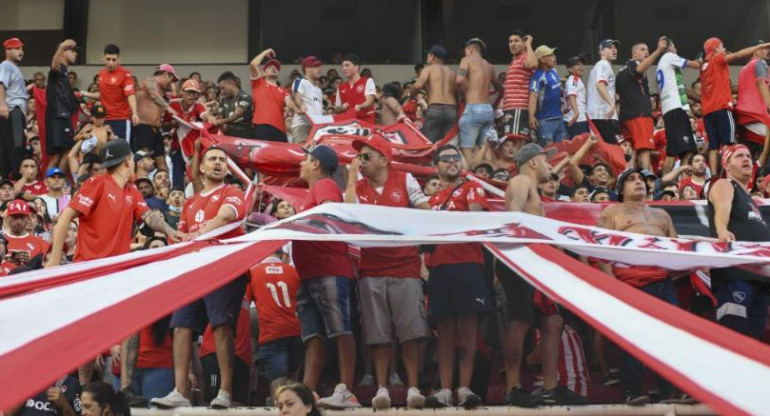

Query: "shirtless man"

xmin=456 ymin=38 xmax=503 ymax=162
xmin=132 ymin=64 xmax=179 ymax=173
xmin=74 ymin=104 xmax=113 ymax=154
xmin=597 ymin=169 xmax=679 ymax=405
xmin=499 ymin=143 xmax=580 ymax=406
xmin=471 ymin=137 xmax=524 ymax=172
xmin=413 ymin=45 xmax=457 ymax=143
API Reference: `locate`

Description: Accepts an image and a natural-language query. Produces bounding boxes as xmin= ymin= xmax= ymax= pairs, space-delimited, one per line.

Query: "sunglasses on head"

xmin=437 ymin=154 xmax=462 ymax=163
xmin=358 ymin=152 xmax=379 ymax=161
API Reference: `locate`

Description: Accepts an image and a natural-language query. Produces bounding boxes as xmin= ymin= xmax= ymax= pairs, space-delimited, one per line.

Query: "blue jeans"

xmin=621 ymin=279 xmax=678 ymax=395
xmin=537 ymin=118 xmax=568 ymax=146
xmin=714 ymin=280 xmax=770 ymax=340
xmin=458 ymin=103 xmax=495 ymax=149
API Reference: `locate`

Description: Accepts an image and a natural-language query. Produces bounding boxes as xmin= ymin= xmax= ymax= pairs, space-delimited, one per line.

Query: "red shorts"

xmin=621 ymin=117 xmax=655 ymax=150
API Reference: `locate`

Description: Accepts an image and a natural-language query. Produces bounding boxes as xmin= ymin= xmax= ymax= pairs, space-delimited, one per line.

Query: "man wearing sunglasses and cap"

xmin=0 ymin=37 xmax=28 ymax=180
xmin=249 ymin=48 xmax=293 ymax=142
xmin=133 ymin=63 xmax=180 ymax=175
xmin=45 ymin=39 xmax=80 ymax=175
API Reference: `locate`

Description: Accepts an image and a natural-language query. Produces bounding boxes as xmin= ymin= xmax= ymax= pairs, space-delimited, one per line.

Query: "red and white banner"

xmin=4 ymin=204 xmax=770 ymax=413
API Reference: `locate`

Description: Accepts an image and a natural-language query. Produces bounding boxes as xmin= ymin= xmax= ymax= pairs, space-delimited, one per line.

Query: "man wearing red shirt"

xmin=0 ymin=199 xmax=49 ymax=275
xmin=294 ymin=145 xmax=360 ymax=410
xmin=425 ymin=145 xmax=490 ymax=409
xmin=677 ymin=153 xmax=708 ymax=197
xmin=335 ymin=54 xmax=376 ymax=123
xmin=13 ymin=155 xmax=46 ymax=201
xmin=502 ymin=30 xmax=537 ymax=140
xmin=248 ymin=253 xmax=302 ymax=396
xmin=701 ymin=38 xmax=770 ymax=173
xmin=85 ymin=44 xmax=138 ymax=141
xmin=249 ymin=48 xmax=292 ymax=142
xmin=344 ymin=134 xmax=430 ymax=410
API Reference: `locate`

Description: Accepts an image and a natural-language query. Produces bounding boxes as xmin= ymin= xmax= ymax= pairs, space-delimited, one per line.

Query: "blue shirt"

xmin=0 ymin=61 xmax=28 ymax=114
xmin=530 ymin=68 xmax=563 ymax=120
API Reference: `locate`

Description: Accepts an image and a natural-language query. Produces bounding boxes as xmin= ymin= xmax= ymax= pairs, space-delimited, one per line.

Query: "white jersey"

xmin=656 ymin=52 xmax=690 ymax=115
xmin=587 ymin=60 xmax=617 ymax=120
xmin=291 ymin=77 xmax=324 ymax=127
xmin=563 ymin=74 xmax=587 ymax=123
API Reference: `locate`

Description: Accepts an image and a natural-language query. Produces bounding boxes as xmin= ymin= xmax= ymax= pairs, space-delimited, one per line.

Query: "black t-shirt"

xmin=616 ymin=60 xmax=653 ymax=121
xmin=46 ymin=64 xmax=79 ymax=119
xmin=20 ymin=376 xmax=82 ymax=416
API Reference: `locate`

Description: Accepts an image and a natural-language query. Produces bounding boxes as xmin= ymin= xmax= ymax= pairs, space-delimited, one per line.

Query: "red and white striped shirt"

xmin=559 ymin=324 xmax=590 ymax=396
xmin=502 ymin=54 xmax=534 ymax=111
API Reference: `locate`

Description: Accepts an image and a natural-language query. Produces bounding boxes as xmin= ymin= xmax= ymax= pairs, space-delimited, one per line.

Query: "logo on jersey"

xmin=452 ymin=188 xmax=463 ymax=198
xmin=211 ymin=194 xmax=220 ymax=202
xmin=107 ymin=193 xmax=116 ymax=202
xmin=265 ymin=265 xmax=283 ymax=274
xmin=733 ymin=290 xmax=747 ymax=304
xmin=225 ymin=196 xmax=242 ymax=206
xmin=76 ymin=195 xmax=94 ymax=208
xmin=356 ymin=85 xmax=364 ymax=93
xmin=391 ymin=189 xmax=404 ymax=203
xmin=195 ymin=209 xmax=205 ymax=223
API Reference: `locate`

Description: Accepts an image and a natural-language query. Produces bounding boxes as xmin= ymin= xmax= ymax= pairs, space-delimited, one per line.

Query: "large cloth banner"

xmin=3 ymin=204 xmax=770 ymax=413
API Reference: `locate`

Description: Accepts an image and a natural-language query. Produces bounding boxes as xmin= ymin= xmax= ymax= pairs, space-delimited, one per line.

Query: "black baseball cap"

xmin=100 ymin=139 xmax=132 ymax=168
xmin=426 ymin=45 xmax=448 ymax=59
xmin=92 ymin=104 xmax=107 ymax=118
xmin=303 ymin=145 xmax=339 ymax=174
xmin=465 ymin=37 xmax=487 ymax=50
xmin=135 ymin=177 xmax=153 ymax=188
xmin=0 ymin=178 xmax=12 ymax=188
xmin=599 ymin=39 xmax=620 ymax=50
xmin=566 ymin=56 xmax=584 ymax=67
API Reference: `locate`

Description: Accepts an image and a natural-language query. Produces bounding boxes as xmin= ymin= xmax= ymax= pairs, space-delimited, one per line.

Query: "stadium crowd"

xmin=2 ymin=29 xmax=770 ymax=415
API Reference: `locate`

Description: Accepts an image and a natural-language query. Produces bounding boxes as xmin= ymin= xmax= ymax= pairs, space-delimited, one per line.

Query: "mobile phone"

xmin=696 ymin=51 xmax=704 ymax=61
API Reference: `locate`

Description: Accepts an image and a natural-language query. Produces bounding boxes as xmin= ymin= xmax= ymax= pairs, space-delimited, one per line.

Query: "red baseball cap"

xmin=157 ymin=64 xmax=179 ymax=81
xmin=302 ymin=56 xmax=323 ymax=70
xmin=6 ymin=199 xmax=30 ymax=217
xmin=352 ymin=134 xmax=393 ymax=161
xmin=3 ymin=38 xmax=23 ymax=49
xmin=263 ymin=59 xmax=281 ymax=72
xmin=720 ymin=144 xmax=750 ymax=177
xmin=181 ymin=79 xmax=201 ymax=93
xmin=704 ymin=37 xmax=722 ymax=59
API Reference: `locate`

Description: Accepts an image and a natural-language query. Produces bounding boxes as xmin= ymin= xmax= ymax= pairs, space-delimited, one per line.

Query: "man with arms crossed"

xmin=413 ymin=45 xmax=457 ymax=143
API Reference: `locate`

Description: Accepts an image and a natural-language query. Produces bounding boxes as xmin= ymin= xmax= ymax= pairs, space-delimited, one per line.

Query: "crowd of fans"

xmin=2 ymin=29 xmax=770 ymax=415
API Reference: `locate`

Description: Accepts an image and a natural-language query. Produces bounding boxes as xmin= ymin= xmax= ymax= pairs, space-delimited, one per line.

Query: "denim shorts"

xmin=537 ymin=118 xmax=568 ymax=146
xmin=170 ymin=273 xmax=248 ymax=333
xmin=258 ymin=336 xmax=304 ymax=381
xmin=458 ymin=103 xmax=495 ymax=149
xmin=295 ymin=276 xmax=354 ymax=342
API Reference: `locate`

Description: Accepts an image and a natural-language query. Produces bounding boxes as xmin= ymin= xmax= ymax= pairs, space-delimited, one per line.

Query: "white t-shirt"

xmin=291 ymin=77 xmax=324 ymax=127
xmin=656 ymin=52 xmax=690 ymax=115
xmin=335 ymin=78 xmax=377 ymax=108
xmin=563 ymin=74 xmax=587 ymax=123
xmin=587 ymin=60 xmax=617 ymax=120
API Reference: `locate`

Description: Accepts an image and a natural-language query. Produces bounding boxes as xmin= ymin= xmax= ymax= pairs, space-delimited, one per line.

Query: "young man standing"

xmin=529 ymin=45 xmax=567 ymax=146
xmin=216 ymin=71 xmax=254 ymax=139
xmin=46 ymin=39 xmax=80 ymax=173
xmin=0 ymin=37 xmax=28 ymax=179
xmin=249 ymin=48 xmax=292 ymax=142
xmin=133 ymin=64 xmax=179 ymax=173
xmin=563 ymin=56 xmax=588 ymax=138
xmin=413 ymin=45 xmax=457 ymax=143
xmin=151 ymin=146 xmax=249 ymax=409
xmin=335 ymin=54 xmax=376 ymax=123
xmin=291 ymin=56 xmax=324 ymax=144
xmin=91 ymin=44 xmax=138 ymax=140
xmin=587 ymin=39 xmax=621 ymax=144
xmin=502 ymin=31 xmax=537 ymax=141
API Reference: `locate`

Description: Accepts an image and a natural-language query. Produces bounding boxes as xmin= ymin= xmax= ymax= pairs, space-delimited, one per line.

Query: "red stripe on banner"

xmin=0 ymin=240 xmax=284 ymax=410
xmin=487 ymin=243 xmax=767 ymax=416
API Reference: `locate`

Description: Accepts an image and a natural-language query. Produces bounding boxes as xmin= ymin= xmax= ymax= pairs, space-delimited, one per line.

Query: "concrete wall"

xmin=0 ymin=0 xmax=64 ymax=31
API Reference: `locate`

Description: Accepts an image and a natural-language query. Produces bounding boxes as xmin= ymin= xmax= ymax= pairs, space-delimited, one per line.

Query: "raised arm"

xmin=522 ymin=35 xmax=538 ymax=70
xmin=637 ymin=36 xmax=667 ymax=73
xmin=51 ymin=39 xmax=76 ymax=72
xmin=249 ymin=48 xmax=276 ymax=80
xmin=344 ymin=158 xmax=361 ymax=203
xmin=726 ymin=42 xmax=770 ymax=63
xmin=412 ymin=66 xmax=429 ymax=91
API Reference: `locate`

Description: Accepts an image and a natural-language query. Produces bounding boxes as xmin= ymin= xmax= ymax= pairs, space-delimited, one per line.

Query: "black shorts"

xmin=46 ymin=117 xmax=75 ymax=154
xmin=170 ymin=273 xmax=248 ymax=333
xmin=201 ymin=354 xmax=250 ymax=404
xmin=421 ymin=104 xmax=457 ymax=143
xmin=502 ymin=109 xmax=531 ymax=139
xmin=427 ymin=263 xmax=492 ymax=326
xmin=592 ymin=119 xmax=622 ymax=144
xmin=495 ymin=261 xmax=559 ymax=323
xmin=704 ymin=109 xmax=736 ymax=150
xmin=253 ymin=123 xmax=288 ymax=142
xmin=663 ymin=108 xmax=697 ymax=157
xmin=131 ymin=123 xmax=165 ymax=156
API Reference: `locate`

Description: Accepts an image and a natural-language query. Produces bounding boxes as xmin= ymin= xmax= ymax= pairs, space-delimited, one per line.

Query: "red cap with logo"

xmin=352 ymin=134 xmax=393 ymax=161
xmin=6 ymin=199 xmax=30 ymax=217
xmin=704 ymin=37 xmax=722 ymax=60
xmin=181 ymin=79 xmax=201 ymax=93
xmin=263 ymin=59 xmax=282 ymax=72
xmin=302 ymin=56 xmax=323 ymax=70
xmin=3 ymin=38 xmax=24 ymax=49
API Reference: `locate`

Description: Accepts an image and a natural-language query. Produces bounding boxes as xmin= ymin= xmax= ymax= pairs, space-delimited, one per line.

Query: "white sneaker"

xmin=407 ymin=387 xmax=426 ymax=409
xmin=457 ymin=386 xmax=482 ymax=409
xmin=426 ymin=388 xmax=453 ymax=408
xmin=317 ymin=384 xmax=362 ymax=409
xmin=150 ymin=388 xmax=191 ymax=409
xmin=209 ymin=389 xmax=232 ymax=409
xmin=372 ymin=386 xmax=391 ymax=410
xmin=388 ymin=372 xmax=404 ymax=387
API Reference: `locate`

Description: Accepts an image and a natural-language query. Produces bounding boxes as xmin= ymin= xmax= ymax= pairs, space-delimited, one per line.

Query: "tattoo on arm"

xmin=121 ymin=334 xmax=140 ymax=388
xmin=144 ymin=210 xmax=176 ymax=235
xmin=458 ymin=68 xmax=468 ymax=78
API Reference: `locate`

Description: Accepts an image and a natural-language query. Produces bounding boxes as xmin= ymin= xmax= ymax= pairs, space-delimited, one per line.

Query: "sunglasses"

xmin=184 ymin=90 xmax=200 ymax=96
xmin=549 ymin=174 xmax=559 ymax=182
xmin=358 ymin=152 xmax=379 ymax=161
xmin=438 ymin=154 xmax=462 ymax=163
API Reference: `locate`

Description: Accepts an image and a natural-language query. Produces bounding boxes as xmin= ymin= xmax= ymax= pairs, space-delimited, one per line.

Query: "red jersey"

xmin=700 ymin=53 xmax=733 ymax=116
xmin=612 ymin=264 xmax=668 ymax=287
xmin=248 ymin=257 xmax=302 ymax=344
xmin=0 ymin=233 xmax=50 ymax=275
xmin=503 ymin=53 xmax=534 ymax=111
xmin=168 ymin=99 xmax=208 ymax=124
xmin=20 ymin=181 xmax=47 ymax=196
xmin=136 ymin=324 xmax=172 ymax=369
xmin=69 ymin=174 xmax=148 ymax=262
xmin=178 ymin=184 xmax=246 ymax=240
xmin=356 ymin=169 xmax=420 ymax=279
xmin=427 ymin=181 xmax=489 ymax=267
xmin=678 ymin=177 xmax=705 ymax=197
xmin=293 ymin=178 xmax=354 ymax=280
xmin=200 ymin=299 xmax=252 ymax=365
xmin=338 ymin=77 xmax=376 ymax=123
xmin=97 ymin=66 xmax=136 ymax=120
xmin=535 ymin=325 xmax=590 ymax=397
xmin=250 ymin=78 xmax=288 ymax=132
xmin=737 ymin=58 xmax=770 ymax=123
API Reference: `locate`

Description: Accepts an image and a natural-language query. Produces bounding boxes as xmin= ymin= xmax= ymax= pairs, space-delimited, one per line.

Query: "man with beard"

xmin=0 ymin=199 xmax=49 ymax=276
xmin=677 ymin=153 xmax=708 ymax=196
xmin=425 ymin=145 xmax=490 ymax=408
xmin=0 ymin=37 xmax=28 ymax=179
xmin=501 ymin=31 xmax=537 ymax=140
xmin=598 ymin=169 xmax=680 ymax=405
xmin=89 ymin=44 xmax=139 ymax=141
xmin=249 ymin=48 xmax=292 ymax=142
xmin=151 ymin=147 xmax=248 ymax=409
xmin=216 ymin=71 xmax=254 ymax=139
xmin=39 ymin=167 xmax=70 ymax=219
xmin=471 ymin=136 xmax=524 ymax=173
xmin=46 ymin=39 xmax=80 ymax=173
xmin=413 ymin=45 xmax=457 ymax=143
